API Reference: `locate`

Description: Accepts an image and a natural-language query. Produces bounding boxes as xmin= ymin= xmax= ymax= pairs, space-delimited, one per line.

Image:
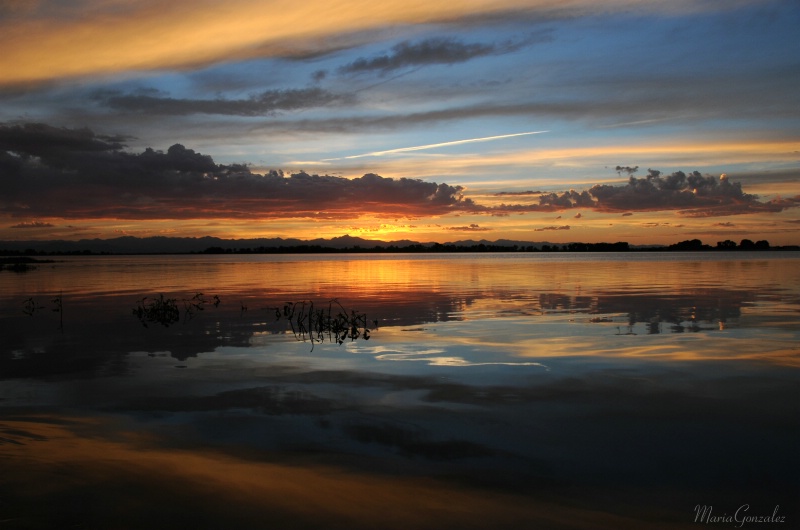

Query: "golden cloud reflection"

xmin=358 ymin=313 xmax=800 ymax=369
xmin=355 ymin=343 xmax=548 ymax=368
xmin=2 ymin=254 xmax=799 ymax=372
xmin=3 ymin=253 xmax=799 ymax=530
xmin=0 ymin=414 xmax=654 ymax=530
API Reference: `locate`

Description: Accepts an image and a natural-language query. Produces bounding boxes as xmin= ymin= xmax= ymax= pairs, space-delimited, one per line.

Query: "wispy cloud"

xmin=338 ymin=36 xmax=537 ymax=75
xmin=446 ymin=224 xmax=490 ymax=232
xmin=97 ymin=88 xmax=350 ymax=116
xmin=323 ymin=131 xmax=548 ymax=160
xmin=0 ymin=0 xmax=746 ymax=87
xmin=493 ymin=191 xmax=542 ymax=197
xmin=10 ymin=220 xmax=54 ymax=228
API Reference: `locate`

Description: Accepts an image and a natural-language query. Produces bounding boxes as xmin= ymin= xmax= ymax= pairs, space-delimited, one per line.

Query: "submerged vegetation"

xmin=132 ymin=293 xmax=372 ymax=350
xmin=22 ymin=289 xmax=374 ymax=349
xmin=132 ymin=292 xmax=220 ymax=328
xmin=22 ymin=291 xmax=63 ymax=332
xmin=0 ymin=256 xmax=54 ymax=272
xmin=275 ymin=299 xmax=374 ymax=349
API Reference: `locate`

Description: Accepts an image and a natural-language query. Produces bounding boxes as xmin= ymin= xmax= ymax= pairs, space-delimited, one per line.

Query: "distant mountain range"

xmin=0 ymin=235 xmax=592 ymax=254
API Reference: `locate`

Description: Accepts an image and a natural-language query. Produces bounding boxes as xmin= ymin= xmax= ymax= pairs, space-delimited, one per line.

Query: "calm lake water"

xmin=1 ymin=252 xmax=799 ymax=529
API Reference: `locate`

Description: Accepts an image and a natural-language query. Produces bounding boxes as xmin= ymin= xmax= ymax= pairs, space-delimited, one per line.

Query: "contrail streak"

xmin=323 ymin=130 xmax=549 ymax=161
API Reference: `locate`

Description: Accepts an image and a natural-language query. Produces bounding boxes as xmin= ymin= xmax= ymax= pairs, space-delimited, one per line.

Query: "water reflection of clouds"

xmin=1 ymin=281 xmax=798 ymax=379
xmin=354 ymin=344 xmax=547 ymax=368
xmin=0 ymin=413 xmax=658 ymax=530
xmin=2 ymin=256 xmax=799 ymax=377
xmin=2 ymin=255 xmax=799 ymax=529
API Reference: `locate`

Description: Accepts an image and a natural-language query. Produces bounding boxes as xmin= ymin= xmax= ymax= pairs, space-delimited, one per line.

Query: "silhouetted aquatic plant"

xmin=133 ymin=292 xmax=223 ymax=327
xmin=271 ymin=299 xmax=374 ymax=350
xmin=132 ymin=294 xmax=182 ymax=328
xmin=21 ymin=293 xmax=63 ymax=332
xmin=21 ymin=288 xmax=375 ymax=347
xmin=3 ymin=261 xmax=36 ymax=272
xmin=1 ymin=257 xmax=50 ymax=273
xmin=182 ymin=292 xmax=221 ymax=322
xmin=52 ymin=292 xmax=63 ymax=332
xmin=22 ymin=297 xmax=44 ymax=316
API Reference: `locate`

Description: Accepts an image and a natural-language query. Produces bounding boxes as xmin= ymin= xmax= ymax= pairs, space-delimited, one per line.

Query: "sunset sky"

xmin=1 ymin=0 xmax=798 ymax=245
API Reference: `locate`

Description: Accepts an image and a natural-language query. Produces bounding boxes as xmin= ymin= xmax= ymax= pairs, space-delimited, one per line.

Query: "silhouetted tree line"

xmin=201 ymin=242 xmax=632 ymax=254
xmin=667 ymin=239 xmax=782 ymax=251
xmin=198 ymin=239 xmax=800 ymax=254
xmin=3 ymin=239 xmax=798 ymax=257
xmin=0 ymin=249 xmax=111 ymax=256
xmin=199 ymin=240 xmax=800 ymax=254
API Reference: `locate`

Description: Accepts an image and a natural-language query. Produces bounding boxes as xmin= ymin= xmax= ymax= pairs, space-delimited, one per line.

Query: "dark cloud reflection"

xmin=1 ymin=254 xmax=799 ymax=528
xmin=0 ymin=267 xmax=789 ymax=378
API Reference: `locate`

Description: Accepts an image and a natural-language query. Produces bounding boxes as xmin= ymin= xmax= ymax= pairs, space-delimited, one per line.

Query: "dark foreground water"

xmin=1 ymin=252 xmax=798 ymax=529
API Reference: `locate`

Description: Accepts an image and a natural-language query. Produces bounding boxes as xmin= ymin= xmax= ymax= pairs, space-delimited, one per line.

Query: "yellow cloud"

xmin=326 ymin=139 xmax=800 ymax=182
xmin=0 ymin=0 xmax=763 ymax=86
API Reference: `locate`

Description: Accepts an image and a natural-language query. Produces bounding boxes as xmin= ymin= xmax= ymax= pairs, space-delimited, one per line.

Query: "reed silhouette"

xmin=132 ymin=294 xmax=182 ymax=328
xmin=22 ymin=292 xmax=63 ymax=332
xmin=130 ymin=293 xmax=373 ymax=349
xmin=22 ymin=297 xmax=44 ymax=316
xmin=272 ymin=299 xmax=374 ymax=350
xmin=52 ymin=292 xmax=63 ymax=332
xmin=0 ymin=257 xmax=49 ymax=272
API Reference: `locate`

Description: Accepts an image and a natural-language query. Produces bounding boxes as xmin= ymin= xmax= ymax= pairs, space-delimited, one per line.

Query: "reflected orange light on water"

xmin=2 ymin=254 xmax=799 ymax=528
xmin=0 ymin=415 xmax=661 ymax=530
xmin=2 ymin=254 xmax=798 ymax=369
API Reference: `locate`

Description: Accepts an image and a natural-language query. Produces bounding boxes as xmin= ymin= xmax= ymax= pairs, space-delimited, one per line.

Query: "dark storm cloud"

xmin=97 ymin=87 xmax=349 ymax=116
xmin=338 ymin=37 xmax=517 ymax=75
xmin=615 ymin=166 xmax=639 ymax=176
xmin=0 ymin=122 xmax=127 ymax=159
xmin=538 ymin=189 xmax=595 ymax=209
xmin=587 ymin=171 xmax=800 ymax=217
xmin=476 ymin=169 xmax=799 ymax=217
xmin=0 ymin=123 xmax=474 ymax=220
xmin=2 ymin=124 xmax=796 ymax=221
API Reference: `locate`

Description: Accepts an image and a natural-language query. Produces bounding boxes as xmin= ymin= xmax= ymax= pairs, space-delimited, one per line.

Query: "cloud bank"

xmin=0 ymin=123 xmax=474 ymax=220
xmin=1 ymin=124 xmax=796 ymax=222
xmin=585 ymin=170 xmax=799 ymax=217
